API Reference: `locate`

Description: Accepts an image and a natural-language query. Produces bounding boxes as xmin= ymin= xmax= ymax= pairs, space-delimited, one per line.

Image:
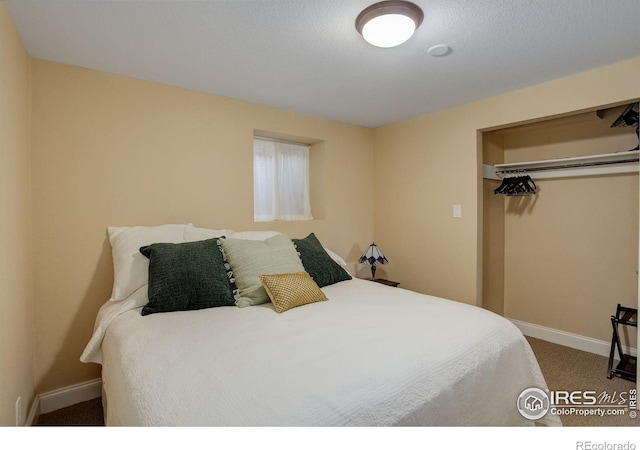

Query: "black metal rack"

xmin=607 ymin=304 xmax=637 ymax=382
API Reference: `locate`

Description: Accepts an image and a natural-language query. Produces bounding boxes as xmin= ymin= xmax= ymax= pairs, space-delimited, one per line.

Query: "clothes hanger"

xmin=506 ymin=175 xmax=527 ymax=196
xmin=524 ymin=175 xmax=537 ymax=194
xmin=495 ymin=172 xmax=537 ymax=196
xmin=494 ymin=173 xmax=515 ymax=195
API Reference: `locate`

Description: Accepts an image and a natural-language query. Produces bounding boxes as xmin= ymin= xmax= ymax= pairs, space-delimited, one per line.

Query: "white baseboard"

xmin=510 ymin=319 xmax=637 ymax=358
xmin=38 ymin=378 xmax=102 ymax=415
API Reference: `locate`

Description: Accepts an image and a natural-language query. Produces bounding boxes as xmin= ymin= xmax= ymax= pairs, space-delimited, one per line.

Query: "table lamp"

xmin=358 ymin=242 xmax=388 ymax=281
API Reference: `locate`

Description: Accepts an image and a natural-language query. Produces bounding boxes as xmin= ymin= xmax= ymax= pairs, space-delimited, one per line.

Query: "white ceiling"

xmin=6 ymin=0 xmax=640 ymax=128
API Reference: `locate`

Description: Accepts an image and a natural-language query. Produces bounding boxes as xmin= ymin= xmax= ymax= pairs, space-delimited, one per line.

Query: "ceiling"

xmin=6 ymin=0 xmax=640 ymax=128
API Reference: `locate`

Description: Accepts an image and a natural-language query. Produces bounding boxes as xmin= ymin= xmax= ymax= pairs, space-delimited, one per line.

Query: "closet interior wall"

xmin=482 ymin=106 xmax=638 ymax=348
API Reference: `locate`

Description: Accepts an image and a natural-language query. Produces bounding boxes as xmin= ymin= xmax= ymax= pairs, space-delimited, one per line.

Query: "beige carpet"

xmin=34 ymin=337 xmax=637 ymax=426
xmin=35 ymin=398 xmax=104 ymax=426
xmin=526 ymin=336 xmax=637 ymax=427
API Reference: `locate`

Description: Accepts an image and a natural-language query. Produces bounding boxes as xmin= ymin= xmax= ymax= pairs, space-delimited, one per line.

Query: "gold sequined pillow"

xmin=259 ymin=272 xmax=328 ymax=313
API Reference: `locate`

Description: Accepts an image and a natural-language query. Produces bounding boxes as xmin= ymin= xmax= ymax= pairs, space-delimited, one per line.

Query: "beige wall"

xmin=0 ymin=1 xmax=34 ymax=426
xmin=484 ymin=112 xmax=638 ymax=346
xmin=30 ymin=59 xmax=375 ymax=392
xmin=374 ymin=58 xmax=640 ymax=307
xmin=3 ymin=1 xmax=640 ymax=402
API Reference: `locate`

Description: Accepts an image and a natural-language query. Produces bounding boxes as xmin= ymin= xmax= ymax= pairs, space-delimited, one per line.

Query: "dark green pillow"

xmin=139 ymin=238 xmax=238 ymax=316
xmin=292 ymin=233 xmax=352 ymax=288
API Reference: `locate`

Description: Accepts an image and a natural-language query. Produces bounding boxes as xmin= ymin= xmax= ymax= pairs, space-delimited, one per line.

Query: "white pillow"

xmin=231 ymin=230 xmax=281 ymax=240
xmin=108 ymin=224 xmax=187 ymax=301
xmin=324 ymin=248 xmax=348 ymax=268
xmin=183 ymin=223 xmax=234 ymax=242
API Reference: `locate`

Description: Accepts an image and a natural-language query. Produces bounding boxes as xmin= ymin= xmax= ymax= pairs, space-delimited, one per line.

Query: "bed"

xmin=81 ymin=224 xmax=561 ymax=427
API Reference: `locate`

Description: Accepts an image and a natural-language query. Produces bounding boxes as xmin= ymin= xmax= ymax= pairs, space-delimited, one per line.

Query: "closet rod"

xmin=486 ymin=150 xmax=639 ymax=180
xmin=483 ymin=151 xmax=640 ymax=181
xmin=496 ymin=157 xmax=639 ymax=174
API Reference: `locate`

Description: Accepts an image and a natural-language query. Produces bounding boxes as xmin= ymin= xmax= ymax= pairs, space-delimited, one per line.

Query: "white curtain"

xmin=253 ymin=138 xmax=313 ymax=221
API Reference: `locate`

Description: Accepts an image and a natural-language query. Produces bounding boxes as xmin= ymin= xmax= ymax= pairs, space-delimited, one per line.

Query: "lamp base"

xmin=371 ymin=264 xmax=377 ymax=281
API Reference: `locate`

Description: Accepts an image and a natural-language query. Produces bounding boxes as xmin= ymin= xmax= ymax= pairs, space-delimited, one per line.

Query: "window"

xmin=253 ymin=137 xmax=313 ymax=221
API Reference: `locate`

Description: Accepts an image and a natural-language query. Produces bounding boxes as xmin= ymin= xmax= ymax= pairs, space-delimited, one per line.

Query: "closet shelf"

xmin=495 ymin=150 xmax=639 ymax=172
xmin=483 ymin=150 xmax=639 ymax=180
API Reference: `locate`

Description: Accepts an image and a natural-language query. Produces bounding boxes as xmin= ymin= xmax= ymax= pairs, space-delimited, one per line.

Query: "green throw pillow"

xmin=293 ymin=233 xmax=352 ymax=287
xmin=220 ymin=233 xmax=305 ymax=307
xmin=139 ymin=238 xmax=238 ymax=316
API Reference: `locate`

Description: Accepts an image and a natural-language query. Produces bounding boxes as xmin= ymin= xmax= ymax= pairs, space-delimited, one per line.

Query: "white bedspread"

xmin=82 ymin=278 xmax=561 ymax=426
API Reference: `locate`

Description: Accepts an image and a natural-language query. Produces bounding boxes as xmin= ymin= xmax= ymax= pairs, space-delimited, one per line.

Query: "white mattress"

xmin=82 ymin=278 xmax=561 ymax=426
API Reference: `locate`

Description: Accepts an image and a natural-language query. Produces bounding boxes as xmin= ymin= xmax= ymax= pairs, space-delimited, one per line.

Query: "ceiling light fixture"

xmin=356 ymin=1 xmax=424 ymax=48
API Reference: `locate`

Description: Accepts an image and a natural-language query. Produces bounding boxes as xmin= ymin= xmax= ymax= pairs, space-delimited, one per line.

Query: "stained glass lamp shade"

xmin=358 ymin=243 xmax=389 ymax=281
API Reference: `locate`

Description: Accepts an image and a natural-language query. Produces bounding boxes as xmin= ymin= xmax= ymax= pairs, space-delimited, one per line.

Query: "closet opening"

xmin=480 ymin=101 xmax=639 ymax=357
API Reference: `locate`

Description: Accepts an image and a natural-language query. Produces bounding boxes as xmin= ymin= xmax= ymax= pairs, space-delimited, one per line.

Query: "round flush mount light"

xmin=356 ymin=1 xmax=424 ymax=48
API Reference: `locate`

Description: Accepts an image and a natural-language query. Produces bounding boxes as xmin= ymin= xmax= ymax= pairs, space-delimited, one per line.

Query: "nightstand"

xmin=373 ymin=278 xmax=400 ymax=288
